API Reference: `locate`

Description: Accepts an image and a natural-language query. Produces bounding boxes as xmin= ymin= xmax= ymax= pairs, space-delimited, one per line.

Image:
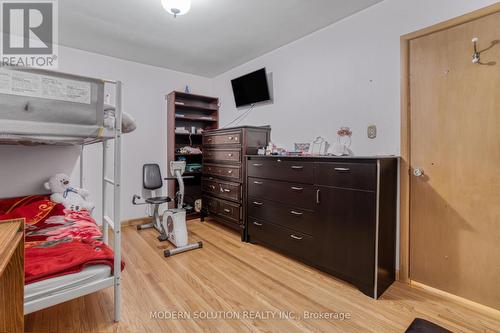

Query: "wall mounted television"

xmin=231 ymin=68 xmax=270 ymax=107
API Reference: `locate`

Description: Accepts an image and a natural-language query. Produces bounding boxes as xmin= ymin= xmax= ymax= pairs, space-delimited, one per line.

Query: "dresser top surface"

xmin=246 ymin=155 xmax=399 ymax=161
xmin=0 ymin=219 xmax=23 ymax=276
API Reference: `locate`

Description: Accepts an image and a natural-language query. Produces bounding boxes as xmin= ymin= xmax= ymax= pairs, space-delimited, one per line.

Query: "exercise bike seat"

xmin=145 ymin=196 xmax=171 ymax=205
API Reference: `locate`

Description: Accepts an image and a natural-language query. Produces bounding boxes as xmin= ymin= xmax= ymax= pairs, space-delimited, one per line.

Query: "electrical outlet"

xmin=367 ymin=125 xmax=377 ymax=139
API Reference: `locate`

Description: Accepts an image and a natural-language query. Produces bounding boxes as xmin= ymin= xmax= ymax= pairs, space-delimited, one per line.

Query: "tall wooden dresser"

xmin=201 ymin=126 xmax=271 ymax=240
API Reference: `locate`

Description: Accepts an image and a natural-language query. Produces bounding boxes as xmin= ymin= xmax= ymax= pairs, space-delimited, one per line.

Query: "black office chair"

xmin=133 ymin=164 xmax=171 ymax=240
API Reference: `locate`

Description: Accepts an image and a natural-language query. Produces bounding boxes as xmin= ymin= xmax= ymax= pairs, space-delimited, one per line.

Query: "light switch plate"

xmin=367 ymin=125 xmax=377 ymax=139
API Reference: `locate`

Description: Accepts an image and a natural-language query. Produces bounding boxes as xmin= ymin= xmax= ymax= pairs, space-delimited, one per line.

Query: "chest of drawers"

xmin=201 ymin=126 xmax=270 ymax=240
xmin=246 ymin=155 xmax=398 ymax=299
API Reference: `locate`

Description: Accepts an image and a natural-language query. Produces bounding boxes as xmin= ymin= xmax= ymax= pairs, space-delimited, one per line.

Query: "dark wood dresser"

xmin=201 ymin=126 xmax=271 ymax=239
xmin=246 ymin=155 xmax=398 ymax=298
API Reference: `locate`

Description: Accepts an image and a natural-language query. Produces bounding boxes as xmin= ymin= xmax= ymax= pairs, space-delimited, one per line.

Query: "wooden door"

xmin=409 ymin=11 xmax=500 ymax=309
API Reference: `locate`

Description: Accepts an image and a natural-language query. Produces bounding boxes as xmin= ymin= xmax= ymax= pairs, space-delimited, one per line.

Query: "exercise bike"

xmin=133 ymin=161 xmax=202 ymax=257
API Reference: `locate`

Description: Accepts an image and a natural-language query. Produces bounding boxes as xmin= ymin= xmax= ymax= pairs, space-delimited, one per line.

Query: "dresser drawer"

xmin=248 ymin=177 xmax=316 ymax=210
xmin=203 ymin=163 xmax=241 ymax=181
xmin=204 ymin=195 xmax=219 ymax=214
xmin=248 ymin=198 xmax=317 ymax=236
xmin=218 ymin=199 xmax=241 ymax=222
xmin=203 ymin=131 xmax=241 ymax=146
xmin=248 ymin=218 xmax=316 ymax=262
xmin=203 ymin=195 xmax=241 ymax=223
xmin=314 ymin=162 xmax=376 ymax=191
xmin=247 ymin=159 xmax=314 ymax=184
xmin=204 ymin=149 xmax=241 ymax=163
xmin=202 ymin=178 xmax=241 ymax=202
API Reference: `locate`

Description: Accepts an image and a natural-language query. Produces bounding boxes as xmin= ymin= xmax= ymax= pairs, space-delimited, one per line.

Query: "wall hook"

xmin=472 ymin=37 xmax=481 ymax=64
xmin=471 ymin=37 xmax=498 ymax=66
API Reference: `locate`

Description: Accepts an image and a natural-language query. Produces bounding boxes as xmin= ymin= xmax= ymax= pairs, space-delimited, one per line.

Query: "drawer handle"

xmin=228 ymin=153 xmax=233 ymax=157
xmin=290 ymin=235 xmax=303 ymax=240
xmin=290 ymin=211 xmax=303 ymax=216
xmin=222 ymin=188 xmax=231 ymax=193
xmin=291 ymin=187 xmax=303 ymax=191
xmin=210 ymin=185 xmax=216 ymax=190
xmin=334 ymin=167 xmax=350 ymax=172
xmin=291 ymin=166 xmax=304 ymax=170
xmin=253 ymin=163 xmax=263 ymax=167
xmin=316 ymin=189 xmax=321 ymax=204
xmin=253 ymin=221 xmax=263 ymax=226
xmin=223 ymin=209 xmax=231 ymax=213
xmin=208 ymin=138 xmax=213 ymax=142
xmin=227 ymin=170 xmax=233 ymax=174
xmin=253 ymin=201 xmax=263 ymax=206
xmin=253 ymin=181 xmax=263 ymax=185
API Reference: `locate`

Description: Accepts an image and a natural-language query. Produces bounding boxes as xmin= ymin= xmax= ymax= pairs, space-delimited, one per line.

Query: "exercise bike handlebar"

xmin=132 ymin=194 xmax=147 ymax=205
xmin=163 ymin=176 xmax=195 ymax=180
xmin=175 ymin=170 xmax=184 ymax=209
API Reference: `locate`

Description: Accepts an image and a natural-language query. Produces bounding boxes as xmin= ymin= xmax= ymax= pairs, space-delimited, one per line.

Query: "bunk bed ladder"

xmin=101 ymin=80 xmax=123 ymax=322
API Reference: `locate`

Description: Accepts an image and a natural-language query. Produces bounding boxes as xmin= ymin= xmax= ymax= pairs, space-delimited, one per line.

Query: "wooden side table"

xmin=0 ymin=218 xmax=24 ymax=333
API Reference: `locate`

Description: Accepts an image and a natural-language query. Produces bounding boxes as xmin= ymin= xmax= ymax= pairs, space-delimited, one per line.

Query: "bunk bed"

xmin=0 ymin=66 xmax=124 ymax=322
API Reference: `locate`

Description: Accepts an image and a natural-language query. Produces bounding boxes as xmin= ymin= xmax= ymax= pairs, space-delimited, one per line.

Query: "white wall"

xmin=211 ymin=0 xmax=498 ymax=268
xmin=1 ymin=0 xmax=497 ymax=225
xmin=212 ymin=0 xmax=498 ymax=155
xmin=0 ymin=46 xmax=213 ymax=221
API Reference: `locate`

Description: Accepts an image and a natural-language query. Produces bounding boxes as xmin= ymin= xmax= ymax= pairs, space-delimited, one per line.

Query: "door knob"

xmin=413 ymin=168 xmax=424 ymax=177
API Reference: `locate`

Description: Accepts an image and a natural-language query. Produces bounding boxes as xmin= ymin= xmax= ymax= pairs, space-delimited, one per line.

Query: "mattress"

xmin=25 ymin=265 xmax=111 ymax=303
xmin=0 ymin=67 xmax=113 ymax=145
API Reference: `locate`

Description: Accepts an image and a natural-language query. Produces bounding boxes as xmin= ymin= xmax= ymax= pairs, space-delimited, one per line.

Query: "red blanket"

xmin=0 ymin=195 xmax=123 ymax=284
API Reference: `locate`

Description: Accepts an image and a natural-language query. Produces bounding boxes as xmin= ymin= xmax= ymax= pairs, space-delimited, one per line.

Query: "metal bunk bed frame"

xmin=11 ymin=77 xmax=124 ymax=322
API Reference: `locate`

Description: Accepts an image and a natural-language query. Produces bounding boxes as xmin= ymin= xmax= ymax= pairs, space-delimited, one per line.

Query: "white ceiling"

xmin=60 ymin=0 xmax=382 ymax=77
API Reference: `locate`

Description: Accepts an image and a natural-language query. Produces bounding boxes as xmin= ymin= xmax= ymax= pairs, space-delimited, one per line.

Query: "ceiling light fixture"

xmin=162 ymin=0 xmax=191 ymax=17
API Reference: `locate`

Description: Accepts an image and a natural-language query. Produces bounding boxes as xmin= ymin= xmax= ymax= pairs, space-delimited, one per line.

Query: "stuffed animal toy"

xmin=44 ymin=173 xmax=95 ymax=212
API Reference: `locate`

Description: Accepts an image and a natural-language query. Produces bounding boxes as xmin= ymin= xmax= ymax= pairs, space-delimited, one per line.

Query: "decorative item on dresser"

xmin=201 ymin=126 xmax=271 ymax=240
xmin=0 ymin=218 xmax=24 ymax=333
xmin=166 ymin=91 xmax=220 ymax=220
xmin=246 ymin=155 xmax=398 ymax=298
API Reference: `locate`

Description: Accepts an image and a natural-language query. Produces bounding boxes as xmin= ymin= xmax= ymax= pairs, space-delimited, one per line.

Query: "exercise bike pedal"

xmin=157 ymin=234 xmax=168 ymax=242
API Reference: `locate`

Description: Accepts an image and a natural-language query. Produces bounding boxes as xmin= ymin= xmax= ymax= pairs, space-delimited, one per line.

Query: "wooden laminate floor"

xmin=25 ymin=219 xmax=500 ymax=333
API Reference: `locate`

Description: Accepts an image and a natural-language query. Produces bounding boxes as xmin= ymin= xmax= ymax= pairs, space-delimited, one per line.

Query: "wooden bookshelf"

xmin=166 ymin=91 xmax=219 ymax=220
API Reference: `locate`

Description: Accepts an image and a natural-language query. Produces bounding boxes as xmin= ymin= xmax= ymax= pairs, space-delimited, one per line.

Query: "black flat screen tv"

xmin=231 ymin=68 xmax=270 ymax=107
